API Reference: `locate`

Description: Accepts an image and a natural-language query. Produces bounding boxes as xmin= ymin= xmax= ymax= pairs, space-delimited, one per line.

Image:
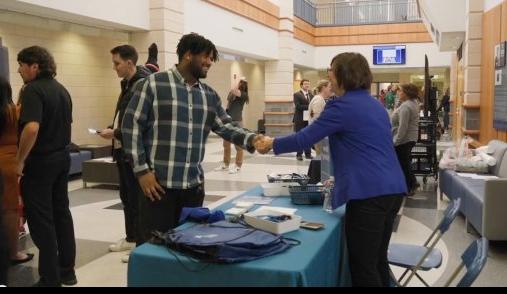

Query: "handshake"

xmin=253 ymin=135 xmax=274 ymax=154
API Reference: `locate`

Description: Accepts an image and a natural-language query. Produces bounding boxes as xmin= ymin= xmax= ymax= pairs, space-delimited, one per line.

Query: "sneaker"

xmin=214 ymin=164 xmax=229 ymax=172
xmin=121 ymin=253 xmax=130 ymax=263
xmin=228 ymin=166 xmax=241 ymax=174
xmin=109 ymin=238 xmax=136 ymax=252
xmin=296 ymin=155 xmax=303 ymax=161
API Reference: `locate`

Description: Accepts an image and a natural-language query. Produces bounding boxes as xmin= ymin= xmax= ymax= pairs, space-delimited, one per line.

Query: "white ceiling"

xmin=418 ymin=0 xmax=467 ymax=52
xmin=0 ymin=0 xmax=149 ymax=31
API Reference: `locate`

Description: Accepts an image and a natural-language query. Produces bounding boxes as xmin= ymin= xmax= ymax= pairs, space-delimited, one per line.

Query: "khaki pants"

xmin=223 ymin=121 xmax=244 ymax=167
xmin=314 ymin=142 xmax=322 ymax=156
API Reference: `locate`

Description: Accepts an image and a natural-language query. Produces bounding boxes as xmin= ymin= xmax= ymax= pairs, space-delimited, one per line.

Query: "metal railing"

xmin=294 ymin=0 xmax=421 ymax=26
xmin=294 ymin=0 xmax=318 ymax=26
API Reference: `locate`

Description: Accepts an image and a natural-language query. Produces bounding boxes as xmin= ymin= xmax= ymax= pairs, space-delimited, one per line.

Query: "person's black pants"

xmin=345 ymin=194 xmax=404 ymax=287
xmin=137 ymin=184 xmax=205 ymax=245
xmin=395 ymin=141 xmax=417 ymax=191
xmin=295 ymin=121 xmax=311 ymax=157
xmin=443 ymin=111 xmax=450 ymax=130
xmin=0 ymin=172 xmax=9 ymax=286
xmin=20 ymin=151 xmax=76 ymax=286
xmin=114 ymin=149 xmax=139 ymax=243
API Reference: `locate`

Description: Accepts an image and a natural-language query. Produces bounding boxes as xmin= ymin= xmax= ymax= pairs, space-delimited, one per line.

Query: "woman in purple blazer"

xmin=257 ymin=53 xmax=407 ymax=287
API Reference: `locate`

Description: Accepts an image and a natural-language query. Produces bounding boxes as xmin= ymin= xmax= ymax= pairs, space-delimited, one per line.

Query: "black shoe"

xmin=305 ymin=155 xmax=314 ymax=160
xmin=60 ymin=272 xmax=77 ymax=286
xmin=296 ymin=155 xmax=303 ymax=161
xmin=10 ymin=253 xmax=34 ymax=266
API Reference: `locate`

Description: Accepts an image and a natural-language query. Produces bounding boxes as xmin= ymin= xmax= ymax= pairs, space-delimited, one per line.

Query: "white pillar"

xmin=131 ymin=0 xmax=184 ymax=71
xmin=461 ymin=0 xmax=483 ymax=138
xmin=264 ymin=0 xmax=295 ymax=137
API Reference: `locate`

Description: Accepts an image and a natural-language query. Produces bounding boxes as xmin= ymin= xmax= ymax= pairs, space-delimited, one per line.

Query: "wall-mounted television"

xmin=373 ymin=45 xmax=406 ymax=65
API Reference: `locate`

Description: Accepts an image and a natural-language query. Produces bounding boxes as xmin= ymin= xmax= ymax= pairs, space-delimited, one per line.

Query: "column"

xmin=264 ymin=0 xmax=295 ymax=137
xmin=461 ymin=0 xmax=483 ymax=140
xmin=131 ymin=0 xmax=184 ymax=71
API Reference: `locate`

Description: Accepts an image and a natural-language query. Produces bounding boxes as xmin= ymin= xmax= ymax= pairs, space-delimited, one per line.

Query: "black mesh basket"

xmin=289 ymin=185 xmax=324 ymax=205
xmin=267 ymin=173 xmax=310 ymax=186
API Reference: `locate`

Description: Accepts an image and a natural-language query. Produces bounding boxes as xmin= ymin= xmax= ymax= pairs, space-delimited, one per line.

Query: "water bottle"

xmin=323 ymin=176 xmax=335 ymax=213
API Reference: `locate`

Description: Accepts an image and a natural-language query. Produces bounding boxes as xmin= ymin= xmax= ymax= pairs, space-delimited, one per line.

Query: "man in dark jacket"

xmin=438 ymin=88 xmax=451 ymax=130
xmin=99 ymin=44 xmax=158 ymax=263
xmin=293 ymin=79 xmax=313 ymax=160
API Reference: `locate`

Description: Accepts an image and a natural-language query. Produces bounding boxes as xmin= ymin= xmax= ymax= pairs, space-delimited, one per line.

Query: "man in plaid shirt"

xmin=122 ymin=33 xmax=263 ymax=244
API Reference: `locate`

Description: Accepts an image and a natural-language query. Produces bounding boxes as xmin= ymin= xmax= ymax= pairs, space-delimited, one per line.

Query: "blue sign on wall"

xmin=373 ymin=45 xmax=406 ymax=65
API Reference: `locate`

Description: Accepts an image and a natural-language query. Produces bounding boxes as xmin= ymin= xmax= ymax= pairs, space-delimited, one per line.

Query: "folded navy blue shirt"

xmin=179 ymin=207 xmax=225 ymax=225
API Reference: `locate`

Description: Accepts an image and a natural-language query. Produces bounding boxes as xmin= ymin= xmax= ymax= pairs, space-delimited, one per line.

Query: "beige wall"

xmin=203 ymin=60 xmax=266 ymax=131
xmin=0 ymin=11 xmax=128 ymax=145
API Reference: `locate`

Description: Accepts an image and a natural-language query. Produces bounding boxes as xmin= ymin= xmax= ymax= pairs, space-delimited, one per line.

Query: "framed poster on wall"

xmin=494 ymin=41 xmax=507 ymax=131
xmin=495 ymin=41 xmax=506 ymax=69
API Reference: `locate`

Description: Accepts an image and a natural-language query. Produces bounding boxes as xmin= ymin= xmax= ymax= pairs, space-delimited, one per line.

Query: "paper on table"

xmin=303 ymin=110 xmax=310 ymax=121
xmin=247 ymin=206 xmax=298 ymax=216
xmin=233 ymin=196 xmax=273 ymax=205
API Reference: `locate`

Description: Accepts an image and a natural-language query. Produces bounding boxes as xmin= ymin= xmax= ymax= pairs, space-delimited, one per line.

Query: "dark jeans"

xmin=113 ymin=149 xmax=139 ymax=243
xmin=395 ymin=141 xmax=417 ymax=191
xmin=295 ymin=121 xmax=311 ymax=157
xmin=345 ymin=194 xmax=404 ymax=287
xmin=137 ymin=183 xmax=205 ymax=245
xmin=443 ymin=111 xmax=450 ymax=130
xmin=20 ymin=151 xmax=76 ymax=286
xmin=0 ymin=172 xmax=9 ymax=286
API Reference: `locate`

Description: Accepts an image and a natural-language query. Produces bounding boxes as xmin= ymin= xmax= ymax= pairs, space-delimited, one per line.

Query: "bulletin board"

xmin=494 ymin=41 xmax=507 ymax=130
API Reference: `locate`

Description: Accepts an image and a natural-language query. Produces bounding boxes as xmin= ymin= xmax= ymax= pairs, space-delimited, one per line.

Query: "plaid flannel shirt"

xmin=122 ymin=66 xmax=257 ymax=189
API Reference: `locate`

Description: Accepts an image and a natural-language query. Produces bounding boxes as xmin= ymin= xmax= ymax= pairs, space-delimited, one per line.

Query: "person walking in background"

xmin=16 ymin=46 xmax=76 ymax=287
xmin=0 ymin=76 xmax=34 ymax=267
xmin=215 ymin=78 xmax=249 ymax=174
xmin=308 ymin=79 xmax=332 ymax=155
xmin=392 ymin=84 xmax=421 ymax=196
xmin=254 ymin=52 xmax=407 ymax=287
xmin=385 ymin=85 xmax=397 ymax=111
xmin=122 ymin=33 xmax=263 ymax=245
xmin=379 ymin=89 xmax=386 ymax=107
xmin=293 ymin=79 xmax=313 ymax=161
xmin=98 ymin=44 xmax=158 ymax=263
xmin=438 ymin=88 xmax=451 ymax=130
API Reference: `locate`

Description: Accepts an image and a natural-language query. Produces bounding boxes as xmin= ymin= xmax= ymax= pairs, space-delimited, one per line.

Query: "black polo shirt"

xmin=19 ymin=78 xmax=73 ymax=156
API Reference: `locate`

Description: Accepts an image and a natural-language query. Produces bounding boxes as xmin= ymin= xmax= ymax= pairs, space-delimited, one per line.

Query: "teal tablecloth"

xmin=128 ymin=185 xmax=350 ymax=287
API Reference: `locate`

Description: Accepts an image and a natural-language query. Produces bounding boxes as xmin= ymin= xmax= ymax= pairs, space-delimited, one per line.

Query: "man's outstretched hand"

xmin=253 ymin=135 xmax=274 ymax=154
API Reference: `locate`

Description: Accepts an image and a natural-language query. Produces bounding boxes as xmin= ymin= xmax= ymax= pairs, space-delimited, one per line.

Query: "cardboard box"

xmin=243 ymin=207 xmax=301 ymax=234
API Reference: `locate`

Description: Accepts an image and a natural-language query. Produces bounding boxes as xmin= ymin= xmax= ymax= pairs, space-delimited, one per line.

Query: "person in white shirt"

xmin=308 ymin=80 xmax=333 ymax=155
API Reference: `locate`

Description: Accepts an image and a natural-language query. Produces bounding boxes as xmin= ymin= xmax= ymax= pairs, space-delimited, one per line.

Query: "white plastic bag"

xmin=439 ymin=147 xmax=458 ymax=170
